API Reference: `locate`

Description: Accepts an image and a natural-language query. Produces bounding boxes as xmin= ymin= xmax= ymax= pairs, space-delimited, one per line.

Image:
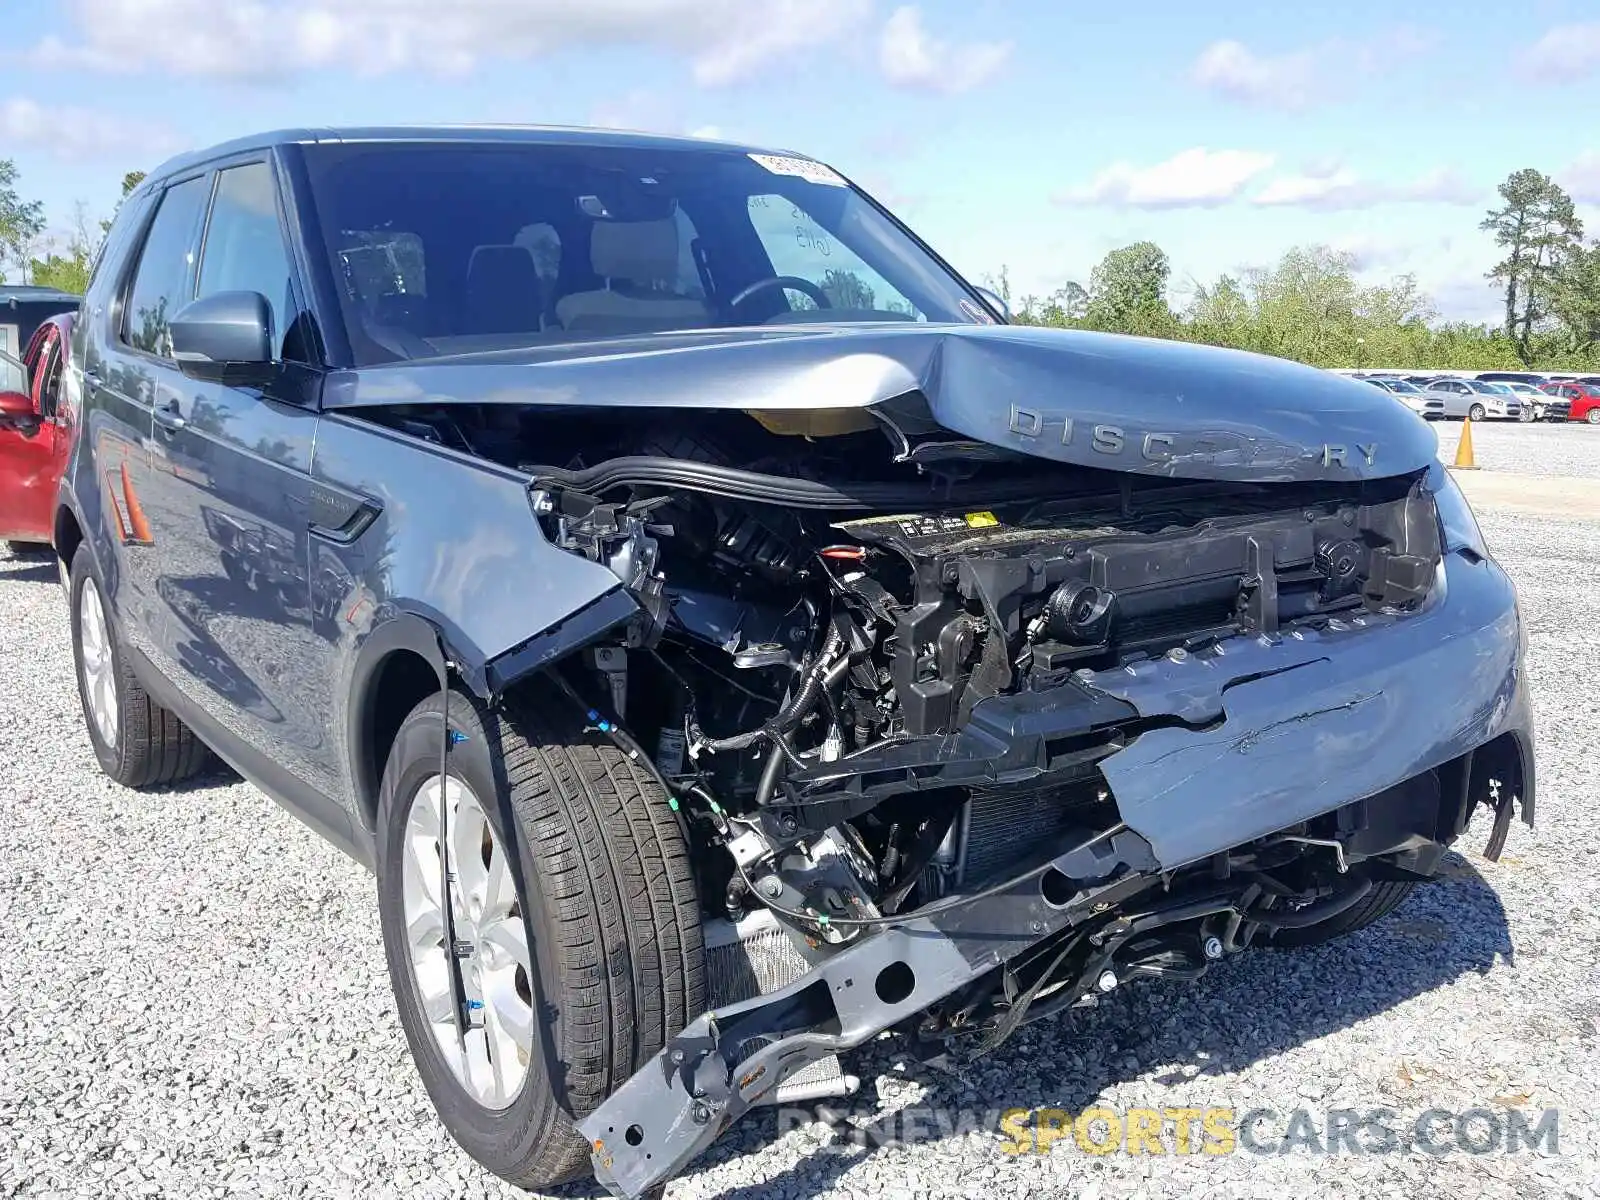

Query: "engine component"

xmin=1044 ymin=581 xmax=1114 ymax=644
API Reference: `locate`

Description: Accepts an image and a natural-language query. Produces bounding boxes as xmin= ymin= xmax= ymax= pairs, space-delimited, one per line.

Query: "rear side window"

xmin=34 ymin=334 xmax=64 ymax=420
xmin=198 ymin=162 xmax=294 ymax=353
xmin=122 ymin=176 xmax=209 ymax=358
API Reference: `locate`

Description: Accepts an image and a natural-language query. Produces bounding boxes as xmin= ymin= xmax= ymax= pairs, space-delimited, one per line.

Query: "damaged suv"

xmin=56 ymin=128 xmax=1533 ymax=1198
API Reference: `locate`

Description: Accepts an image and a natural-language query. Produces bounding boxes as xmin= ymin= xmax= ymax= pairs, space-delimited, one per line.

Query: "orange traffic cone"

xmin=121 ymin=462 xmax=154 ymax=544
xmin=1453 ymin=415 xmax=1478 ymax=470
xmin=103 ymin=469 xmax=131 ymax=542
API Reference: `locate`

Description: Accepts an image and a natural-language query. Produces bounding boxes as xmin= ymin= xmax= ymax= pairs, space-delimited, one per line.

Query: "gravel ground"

xmin=2 ymin=508 xmax=1598 ymax=1200
xmin=1432 ymin=419 xmax=1600 ymax=479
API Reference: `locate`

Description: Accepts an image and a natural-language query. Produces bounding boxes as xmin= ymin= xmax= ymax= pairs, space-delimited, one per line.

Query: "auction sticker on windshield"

xmin=749 ymin=153 xmax=847 ymax=187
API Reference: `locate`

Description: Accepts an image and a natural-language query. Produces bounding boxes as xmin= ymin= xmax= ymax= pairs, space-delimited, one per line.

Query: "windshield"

xmin=299 ymin=141 xmax=991 ymax=365
xmin=1383 ymin=379 xmax=1421 ymax=393
xmin=1480 ymin=382 xmax=1513 ymax=394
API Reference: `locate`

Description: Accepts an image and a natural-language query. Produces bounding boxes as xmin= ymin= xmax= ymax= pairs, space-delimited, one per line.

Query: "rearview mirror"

xmin=170 ymin=291 xmax=274 ymax=379
xmin=973 ymin=287 xmax=1011 ymax=322
xmin=0 ymin=388 xmax=40 ymax=436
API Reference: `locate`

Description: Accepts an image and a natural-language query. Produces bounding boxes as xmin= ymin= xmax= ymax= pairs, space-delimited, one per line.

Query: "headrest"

xmin=589 ymin=218 xmax=680 ymax=284
xmin=466 ymin=245 xmax=543 ymax=331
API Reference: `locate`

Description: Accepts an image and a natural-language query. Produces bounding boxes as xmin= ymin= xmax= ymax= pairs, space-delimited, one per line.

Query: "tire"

xmin=1587 ymin=409 xmax=1600 ymax=425
xmin=1266 ymin=879 xmax=1418 ymax=948
xmin=375 ymin=688 xmax=704 ymax=1189
xmin=1518 ymin=406 xmax=1534 ymax=422
xmin=67 ymin=544 xmax=210 ymax=787
xmin=1467 ymin=403 xmax=1486 ymax=422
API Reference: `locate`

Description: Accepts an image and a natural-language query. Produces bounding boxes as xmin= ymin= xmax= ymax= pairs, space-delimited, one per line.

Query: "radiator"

xmin=702 ymin=909 xmax=859 ymax=1105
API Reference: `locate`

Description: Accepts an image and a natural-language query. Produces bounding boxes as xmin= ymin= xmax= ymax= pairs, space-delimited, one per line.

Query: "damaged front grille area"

xmin=835 ymin=471 xmax=1442 ymax=739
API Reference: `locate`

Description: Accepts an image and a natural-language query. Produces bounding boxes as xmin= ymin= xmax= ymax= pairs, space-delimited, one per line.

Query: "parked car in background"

xmin=1498 ymin=380 xmax=1562 ymax=421
xmin=1541 ymin=380 xmax=1600 ymax=423
xmin=1362 ymin=376 xmax=1444 ymax=419
xmin=1475 ymin=371 xmax=1548 ymax=386
xmin=1 ymin=285 xmax=79 ymax=394
xmin=0 ymin=312 xmax=74 ymax=550
xmin=1420 ymin=377 xmax=1523 ymax=420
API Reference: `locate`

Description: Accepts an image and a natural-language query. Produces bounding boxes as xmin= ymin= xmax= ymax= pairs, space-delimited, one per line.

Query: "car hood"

xmin=322 ymin=323 xmax=1436 ymax=483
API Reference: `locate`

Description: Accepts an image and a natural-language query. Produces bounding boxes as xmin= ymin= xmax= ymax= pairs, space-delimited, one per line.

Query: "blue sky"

xmin=4 ymin=0 xmax=1600 ymax=321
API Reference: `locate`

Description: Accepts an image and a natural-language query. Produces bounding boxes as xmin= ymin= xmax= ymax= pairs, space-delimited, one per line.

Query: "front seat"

xmin=465 ymin=245 xmax=545 ymax=335
xmin=554 ymin=219 xmax=710 ymax=336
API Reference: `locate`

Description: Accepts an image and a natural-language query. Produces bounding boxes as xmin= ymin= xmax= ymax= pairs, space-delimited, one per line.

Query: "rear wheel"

xmin=1587 ymin=409 xmax=1600 ymax=425
xmin=1467 ymin=403 xmax=1486 ymax=422
xmin=375 ymin=688 xmax=703 ymax=1189
xmin=68 ymin=544 xmax=210 ymax=787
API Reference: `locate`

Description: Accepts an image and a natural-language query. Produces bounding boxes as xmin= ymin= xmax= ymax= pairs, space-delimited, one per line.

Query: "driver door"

xmin=0 ymin=322 xmax=65 ymax=544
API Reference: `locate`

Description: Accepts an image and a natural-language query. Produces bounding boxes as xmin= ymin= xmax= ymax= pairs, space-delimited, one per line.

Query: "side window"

xmin=745 ymin=194 xmax=922 ymax=317
xmin=197 ymin=162 xmax=295 ymax=355
xmin=0 ymin=324 xmax=17 ymax=392
xmin=34 ymin=335 xmax=64 ymax=421
xmin=122 ymin=176 xmax=209 ymax=358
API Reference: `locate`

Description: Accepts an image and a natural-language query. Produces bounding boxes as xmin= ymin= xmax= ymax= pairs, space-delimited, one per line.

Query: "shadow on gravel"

xmin=0 ymin=558 xmax=58 ymax=585
xmin=694 ymin=851 xmax=1512 ymax=1200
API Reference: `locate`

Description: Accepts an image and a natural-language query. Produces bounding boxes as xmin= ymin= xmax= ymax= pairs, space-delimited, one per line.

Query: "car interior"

xmin=307 ymin=146 xmax=933 ymax=363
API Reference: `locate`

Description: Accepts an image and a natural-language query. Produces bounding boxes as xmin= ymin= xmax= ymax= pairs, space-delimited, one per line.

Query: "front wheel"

xmin=375 ymin=688 xmax=704 ymax=1189
xmin=1467 ymin=403 xmax=1486 ymax=422
xmin=1518 ymin=406 xmax=1535 ymax=422
xmin=1266 ymin=878 xmax=1418 ymax=948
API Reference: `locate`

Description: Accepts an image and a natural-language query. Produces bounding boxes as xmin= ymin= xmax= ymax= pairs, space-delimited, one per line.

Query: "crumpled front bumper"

xmin=1085 ymin=544 xmax=1534 ymax=868
xmin=581 ymin=543 xmax=1533 ymax=1198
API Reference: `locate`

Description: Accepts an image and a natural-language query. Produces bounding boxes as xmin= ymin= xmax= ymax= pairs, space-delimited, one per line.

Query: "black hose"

xmin=1247 ymin=878 xmax=1373 ymax=930
xmin=528 ymin=456 xmax=1072 ymax=511
xmin=753 ymin=740 xmax=787 ymax=807
xmin=692 ymin=626 xmax=844 ymax=755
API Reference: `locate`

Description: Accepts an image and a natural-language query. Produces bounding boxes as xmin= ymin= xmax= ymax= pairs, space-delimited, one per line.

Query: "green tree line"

xmin=1 ymin=166 xmax=145 ymax=295
xmin=999 ymin=167 xmax=1600 ymax=372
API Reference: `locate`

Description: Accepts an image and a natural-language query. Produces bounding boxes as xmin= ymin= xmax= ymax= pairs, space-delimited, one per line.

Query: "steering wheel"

xmin=727 ymin=275 xmax=832 ymax=313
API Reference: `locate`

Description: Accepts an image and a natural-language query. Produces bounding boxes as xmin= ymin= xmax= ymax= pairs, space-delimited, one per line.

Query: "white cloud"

xmin=1517 ymin=22 xmax=1600 ymax=77
xmin=878 ymin=5 xmax=1010 ymax=94
xmin=1192 ymin=29 xmax=1434 ymax=109
xmin=1559 ymin=150 xmax=1600 ymax=203
xmin=1191 ymin=40 xmax=1320 ymax=109
xmin=0 ymin=97 xmax=183 ymax=162
xmin=36 ymin=0 xmax=872 ymax=87
xmin=1055 ymin=147 xmax=1276 ymax=210
xmin=1254 ymin=165 xmax=1478 ymax=211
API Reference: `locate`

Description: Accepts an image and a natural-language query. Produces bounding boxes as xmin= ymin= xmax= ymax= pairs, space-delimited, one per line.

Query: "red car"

xmin=0 ymin=310 xmax=76 ymax=550
xmin=1539 ymin=380 xmax=1600 ymax=424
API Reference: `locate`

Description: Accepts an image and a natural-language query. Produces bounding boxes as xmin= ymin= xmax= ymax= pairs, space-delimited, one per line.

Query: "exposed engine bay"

xmin=362 ymin=398 xmax=1530 ymax=1198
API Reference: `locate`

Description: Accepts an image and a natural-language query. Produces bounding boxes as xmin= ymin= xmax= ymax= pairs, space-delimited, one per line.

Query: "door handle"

xmin=154 ymin=399 xmax=187 ymax=433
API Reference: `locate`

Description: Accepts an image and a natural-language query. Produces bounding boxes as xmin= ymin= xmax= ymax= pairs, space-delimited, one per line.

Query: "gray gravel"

xmin=3 ymin=505 xmax=1599 ymax=1199
xmin=1432 ymin=419 xmax=1600 ymax=479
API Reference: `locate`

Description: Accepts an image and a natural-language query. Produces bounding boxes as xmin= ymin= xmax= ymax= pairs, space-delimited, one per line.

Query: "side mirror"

xmin=0 ymin=388 xmax=40 ymax=436
xmin=973 ymin=287 xmax=1011 ymax=322
xmin=170 ymin=291 xmax=274 ymax=380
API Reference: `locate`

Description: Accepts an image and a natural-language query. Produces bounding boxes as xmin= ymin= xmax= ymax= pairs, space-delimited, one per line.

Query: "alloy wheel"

xmin=401 ymin=773 xmax=535 ymax=1110
xmin=77 ymin=577 xmax=118 ymax=749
